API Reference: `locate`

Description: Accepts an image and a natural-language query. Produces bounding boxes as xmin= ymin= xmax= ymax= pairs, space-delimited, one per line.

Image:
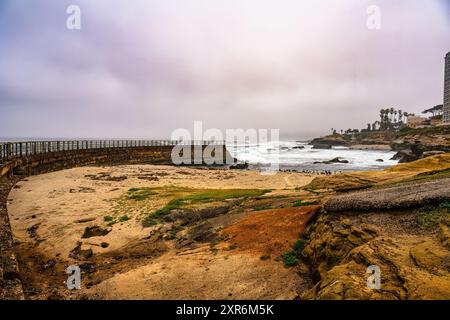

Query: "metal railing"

xmin=0 ymin=140 xmax=225 ymax=163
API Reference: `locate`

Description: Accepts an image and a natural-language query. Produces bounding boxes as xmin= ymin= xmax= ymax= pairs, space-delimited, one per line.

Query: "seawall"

xmin=0 ymin=140 xmax=233 ymax=299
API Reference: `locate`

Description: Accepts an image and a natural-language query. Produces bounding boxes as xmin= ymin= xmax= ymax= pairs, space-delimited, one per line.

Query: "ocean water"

xmin=229 ymin=141 xmax=398 ymax=172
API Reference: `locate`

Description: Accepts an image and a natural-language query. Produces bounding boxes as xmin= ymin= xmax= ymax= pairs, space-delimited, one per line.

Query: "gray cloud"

xmin=0 ymin=0 xmax=449 ymax=139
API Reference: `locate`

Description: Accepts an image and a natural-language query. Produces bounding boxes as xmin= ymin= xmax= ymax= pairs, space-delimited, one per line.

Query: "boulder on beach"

xmin=230 ymin=162 xmax=249 ymax=170
xmin=376 ymin=159 xmax=384 ymax=162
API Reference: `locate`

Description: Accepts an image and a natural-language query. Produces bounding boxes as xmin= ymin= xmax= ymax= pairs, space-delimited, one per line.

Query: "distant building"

xmin=444 ymin=52 xmax=450 ymax=124
xmin=430 ymin=116 xmax=442 ymax=126
xmin=407 ymin=115 xmax=428 ymax=128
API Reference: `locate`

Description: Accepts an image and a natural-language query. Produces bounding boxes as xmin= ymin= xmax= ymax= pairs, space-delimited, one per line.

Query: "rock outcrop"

xmin=311 ymin=126 xmax=450 ymax=153
xmin=301 ymin=213 xmax=450 ymax=300
xmin=324 ymin=177 xmax=450 ymax=212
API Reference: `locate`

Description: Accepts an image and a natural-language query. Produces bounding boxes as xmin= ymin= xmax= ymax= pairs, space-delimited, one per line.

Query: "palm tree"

xmin=375 ymin=120 xmax=380 ymax=130
xmin=379 ymin=109 xmax=386 ymax=131
xmin=389 ymin=107 xmax=394 ymax=123
xmin=398 ymin=109 xmax=403 ymax=123
xmin=384 ymin=109 xmax=390 ymax=126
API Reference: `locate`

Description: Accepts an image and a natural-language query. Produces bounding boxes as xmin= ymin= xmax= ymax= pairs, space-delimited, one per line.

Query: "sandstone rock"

xmin=439 ymin=223 xmax=450 ymax=249
xmin=301 ymin=215 xmax=450 ymax=300
xmin=79 ymin=248 xmax=93 ymax=259
xmin=324 ymin=177 xmax=450 ymax=212
xmin=69 ymin=241 xmax=94 ymax=260
xmin=81 ymin=226 xmax=111 ymax=238
xmin=188 ymin=222 xmax=216 ymax=242
xmin=390 ymin=150 xmax=420 ymax=163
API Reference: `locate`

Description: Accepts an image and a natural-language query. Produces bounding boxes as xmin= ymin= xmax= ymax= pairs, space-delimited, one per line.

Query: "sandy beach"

xmin=7 ymin=165 xmax=317 ymax=299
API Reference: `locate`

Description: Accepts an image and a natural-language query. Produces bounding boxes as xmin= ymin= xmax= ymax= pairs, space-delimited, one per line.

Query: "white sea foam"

xmin=228 ymin=141 xmax=398 ymax=172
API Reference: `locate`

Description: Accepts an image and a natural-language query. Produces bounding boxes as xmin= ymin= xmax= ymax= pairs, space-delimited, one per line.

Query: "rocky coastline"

xmin=299 ymin=154 xmax=450 ymax=299
xmin=310 ymin=126 xmax=450 ymax=163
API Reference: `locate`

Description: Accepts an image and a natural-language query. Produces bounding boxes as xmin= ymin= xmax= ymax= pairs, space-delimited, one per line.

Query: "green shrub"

xmin=282 ymin=251 xmax=299 ymax=267
xmin=119 ymin=215 xmax=130 ymax=222
xmin=441 ymin=201 xmax=450 ymax=209
xmin=293 ymin=239 xmax=306 ymax=252
xmin=103 ymin=215 xmax=114 ymax=222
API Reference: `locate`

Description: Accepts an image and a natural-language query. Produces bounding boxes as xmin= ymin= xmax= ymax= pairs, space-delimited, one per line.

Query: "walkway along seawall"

xmin=0 ymin=140 xmax=232 ymax=299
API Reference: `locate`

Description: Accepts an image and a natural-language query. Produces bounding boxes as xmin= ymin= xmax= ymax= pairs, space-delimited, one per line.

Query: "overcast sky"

xmin=0 ymin=0 xmax=449 ymax=140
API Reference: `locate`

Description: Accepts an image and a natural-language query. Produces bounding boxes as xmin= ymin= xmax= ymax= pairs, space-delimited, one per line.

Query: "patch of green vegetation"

xmin=182 ymin=189 xmax=271 ymax=203
xmin=260 ymin=255 xmax=271 ymax=261
xmin=396 ymin=125 xmax=450 ymax=137
xmin=282 ymin=235 xmax=308 ymax=267
xmin=142 ymin=217 xmax=158 ymax=228
xmin=282 ymin=251 xmax=299 ymax=267
xmin=107 ymin=220 xmax=117 ymax=227
xmin=292 ymin=200 xmax=319 ymax=207
xmin=254 ymin=205 xmax=272 ymax=211
xmin=126 ymin=187 xmax=158 ymax=201
xmin=150 ymin=198 xmax=184 ymax=219
xmin=441 ymin=200 xmax=450 ymax=209
xmin=293 ymin=239 xmax=306 ymax=252
xmin=103 ymin=215 xmax=114 ymax=222
xmin=119 ymin=215 xmax=130 ymax=222
xmin=226 ymin=244 xmax=237 ymax=250
xmin=143 ymin=188 xmax=270 ymax=227
xmin=417 ymin=203 xmax=450 ymax=229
